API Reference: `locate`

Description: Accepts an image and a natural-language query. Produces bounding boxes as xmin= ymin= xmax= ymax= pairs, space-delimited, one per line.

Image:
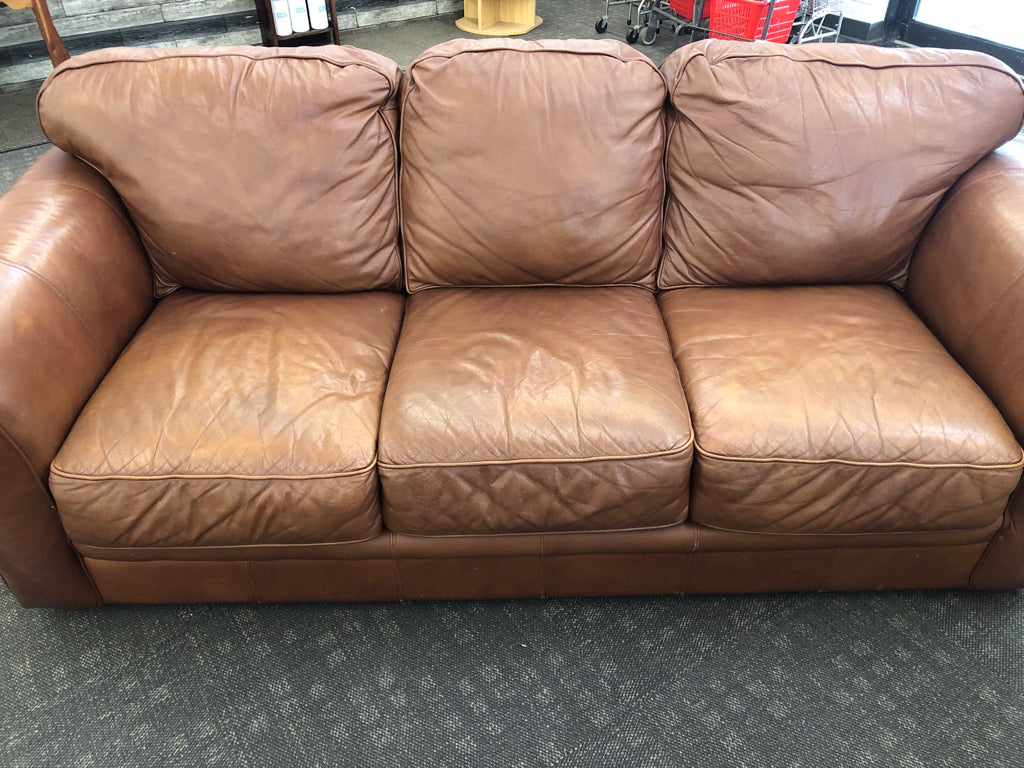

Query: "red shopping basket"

xmin=669 ymin=0 xmax=714 ymax=20
xmin=709 ymin=0 xmax=800 ymax=41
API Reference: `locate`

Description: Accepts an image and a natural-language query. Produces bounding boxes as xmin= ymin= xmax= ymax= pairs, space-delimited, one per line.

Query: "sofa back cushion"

xmin=400 ymin=39 xmax=667 ymax=292
xmin=38 ymin=46 xmax=403 ymax=295
xmin=658 ymin=41 xmax=1024 ymax=289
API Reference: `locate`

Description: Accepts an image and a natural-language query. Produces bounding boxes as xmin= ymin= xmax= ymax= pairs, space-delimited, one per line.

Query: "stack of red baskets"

xmin=669 ymin=0 xmax=800 ymax=42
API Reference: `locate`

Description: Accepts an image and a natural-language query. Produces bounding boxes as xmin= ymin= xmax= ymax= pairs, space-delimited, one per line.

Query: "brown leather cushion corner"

xmin=401 ymin=39 xmax=667 ymax=292
xmin=37 ymin=46 xmax=404 ymax=295
xmin=378 ymin=287 xmax=694 ymax=536
xmin=50 ymin=291 xmax=404 ymax=548
xmin=658 ymin=41 xmax=1024 ymax=289
xmin=659 ymin=285 xmax=1024 ymax=535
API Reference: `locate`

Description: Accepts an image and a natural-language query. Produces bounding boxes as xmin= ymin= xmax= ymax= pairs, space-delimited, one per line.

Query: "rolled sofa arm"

xmin=907 ymin=142 xmax=1024 ymax=589
xmin=0 ymin=149 xmax=153 ymax=607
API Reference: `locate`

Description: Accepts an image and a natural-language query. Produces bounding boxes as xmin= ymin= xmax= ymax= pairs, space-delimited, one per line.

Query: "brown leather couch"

xmin=2 ymin=38 xmax=1024 ymax=609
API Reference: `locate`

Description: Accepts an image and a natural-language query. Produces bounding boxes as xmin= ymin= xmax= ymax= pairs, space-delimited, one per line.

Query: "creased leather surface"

xmin=660 ymin=285 xmax=1023 ymax=534
xmin=0 ymin=149 xmax=152 ymax=607
xmin=658 ymin=41 xmax=1024 ymax=289
xmin=51 ymin=291 xmax=404 ymax=548
xmin=379 ymin=287 xmax=693 ymax=535
xmin=37 ymin=46 xmax=403 ymax=295
xmin=907 ymin=144 xmax=1024 ymax=588
xmin=401 ymin=39 xmax=666 ymax=292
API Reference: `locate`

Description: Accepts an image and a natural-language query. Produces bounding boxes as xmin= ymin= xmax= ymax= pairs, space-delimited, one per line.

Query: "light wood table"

xmin=456 ymin=0 xmax=542 ymax=36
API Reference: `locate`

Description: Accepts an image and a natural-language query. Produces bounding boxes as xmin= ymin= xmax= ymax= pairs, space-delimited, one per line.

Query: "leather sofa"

xmin=2 ymin=38 xmax=1024 ymax=609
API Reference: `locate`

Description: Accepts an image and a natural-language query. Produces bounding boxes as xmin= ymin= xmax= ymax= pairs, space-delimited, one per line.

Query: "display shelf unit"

xmin=255 ymin=0 xmax=341 ymax=47
xmin=456 ymin=0 xmax=542 ymax=35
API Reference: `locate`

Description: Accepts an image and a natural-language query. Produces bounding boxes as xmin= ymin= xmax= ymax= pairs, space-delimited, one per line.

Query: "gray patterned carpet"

xmin=2 ymin=584 xmax=1023 ymax=766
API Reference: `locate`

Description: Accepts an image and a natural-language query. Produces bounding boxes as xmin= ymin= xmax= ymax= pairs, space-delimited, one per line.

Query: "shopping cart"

xmin=707 ymin=0 xmax=801 ymax=42
xmin=637 ymin=0 xmax=802 ymax=46
xmin=631 ymin=0 xmax=705 ymax=46
xmin=791 ymin=0 xmax=844 ymax=42
xmin=595 ymin=0 xmax=669 ymax=43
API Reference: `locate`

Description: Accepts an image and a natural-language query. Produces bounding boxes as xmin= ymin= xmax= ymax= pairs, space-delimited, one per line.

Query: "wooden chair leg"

xmin=2 ymin=0 xmax=69 ymax=66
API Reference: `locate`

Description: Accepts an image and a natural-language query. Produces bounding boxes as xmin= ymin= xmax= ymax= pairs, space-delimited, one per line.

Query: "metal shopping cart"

xmin=791 ymin=0 xmax=844 ymax=43
xmin=595 ymin=0 xmax=677 ymax=44
xmin=635 ymin=0 xmax=803 ymax=46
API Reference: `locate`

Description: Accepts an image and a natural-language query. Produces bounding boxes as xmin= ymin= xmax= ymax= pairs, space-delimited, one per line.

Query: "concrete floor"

xmin=0 ymin=1 xmax=683 ymax=192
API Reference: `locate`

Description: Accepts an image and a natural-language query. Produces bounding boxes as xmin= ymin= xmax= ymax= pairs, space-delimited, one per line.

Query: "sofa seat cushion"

xmin=659 ymin=285 xmax=1024 ymax=535
xmin=50 ymin=291 xmax=404 ymax=548
xmin=378 ymin=287 xmax=694 ymax=535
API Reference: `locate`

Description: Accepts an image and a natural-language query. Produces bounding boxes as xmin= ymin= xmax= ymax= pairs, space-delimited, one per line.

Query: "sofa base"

xmin=80 ymin=530 xmax=994 ymax=604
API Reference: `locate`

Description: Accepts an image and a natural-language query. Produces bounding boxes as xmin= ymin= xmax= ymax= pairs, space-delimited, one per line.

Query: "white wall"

xmin=842 ymin=0 xmax=888 ymax=24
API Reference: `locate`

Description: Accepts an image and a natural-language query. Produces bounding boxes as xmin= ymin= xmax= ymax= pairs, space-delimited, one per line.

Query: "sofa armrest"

xmin=0 ymin=149 xmax=153 ymax=607
xmin=907 ymin=141 xmax=1024 ymax=588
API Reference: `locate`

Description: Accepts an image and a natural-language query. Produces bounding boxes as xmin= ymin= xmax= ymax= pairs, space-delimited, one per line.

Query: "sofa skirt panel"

xmin=75 ymin=521 xmax=1001 ymax=604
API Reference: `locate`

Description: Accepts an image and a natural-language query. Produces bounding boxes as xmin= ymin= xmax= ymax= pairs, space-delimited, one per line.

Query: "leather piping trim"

xmin=694 ymin=442 xmax=1024 ymax=471
xmin=38 ymin=49 xmax=401 ymax=104
xmin=72 ymin=530 xmax=383 ymax=554
xmin=405 ymin=280 xmax=659 ymax=295
xmin=379 ymin=436 xmax=693 ymax=470
xmin=0 ymin=259 xmax=105 ymax=358
xmin=33 ymin=177 xmax=139 ymax=236
xmin=699 ymin=46 xmax=1024 ymax=97
xmin=49 ymin=460 xmax=379 ymax=482
xmin=692 ymin=518 xmax=1000 ymax=540
xmin=409 ymin=42 xmax=666 ymax=75
xmin=388 ymin=517 xmax=689 ymax=539
xmin=0 ymin=421 xmax=103 ymax=604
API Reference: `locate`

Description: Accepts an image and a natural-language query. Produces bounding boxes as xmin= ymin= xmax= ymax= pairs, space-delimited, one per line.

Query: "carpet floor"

xmin=2 ymin=585 xmax=1023 ymax=766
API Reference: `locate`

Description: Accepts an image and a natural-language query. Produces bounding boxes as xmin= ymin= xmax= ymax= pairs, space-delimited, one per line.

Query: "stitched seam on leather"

xmin=821 ymin=549 xmax=839 ymax=590
xmin=245 ymin=560 xmax=260 ymax=602
xmin=693 ymin=518 xmax=999 ymax=538
xmin=0 ymin=422 xmax=103 ymax=605
xmin=49 ymin=461 xmax=379 ymax=482
xmin=411 ymin=45 xmax=663 ymax=73
xmin=710 ymin=50 xmax=1024 ymax=81
xmin=379 ymin=437 xmax=694 ymax=470
xmin=389 ymin=518 xmax=688 ymax=539
xmin=406 ymin=279 xmax=659 ymax=294
xmin=42 ymin=50 xmax=400 ymax=90
xmin=695 ymin=442 xmax=1024 ymax=470
xmin=969 ymin=484 xmax=1021 ymax=587
xmin=42 ymin=180 xmax=137 ymax=234
xmin=390 ymin=532 xmax=404 ymax=600
xmin=954 ymin=264 xmax=1024 ymax=359
xmin=940 ymin=168 xmax=1024 ymax=209
xmin=540 ymin=534 xmax=547 ymax=599
xmin=71 ymin=530 xmax=384 ymax=555
xmin=71 ymin=544 xmax=104 ymax=604
xmin=0 ymin=259 xmax=105 ymax=358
